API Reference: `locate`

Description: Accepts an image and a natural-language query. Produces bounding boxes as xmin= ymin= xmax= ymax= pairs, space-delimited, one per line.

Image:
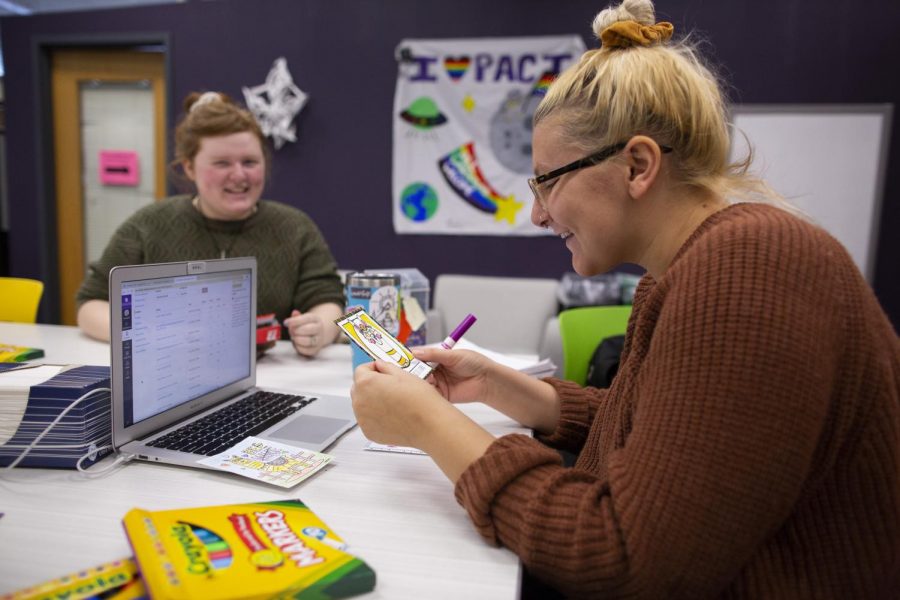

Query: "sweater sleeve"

xmin=533 ymin=276 xmax=650 ymax=452
xmin=535 ymin=378 xmax=606 ymax=453
xmin=454 ymin=215 xmax=844 ymax=597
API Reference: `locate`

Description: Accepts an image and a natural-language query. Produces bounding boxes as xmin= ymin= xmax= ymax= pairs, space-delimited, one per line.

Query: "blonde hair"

xmin=535 ymin=0 xmax=792 ymax=209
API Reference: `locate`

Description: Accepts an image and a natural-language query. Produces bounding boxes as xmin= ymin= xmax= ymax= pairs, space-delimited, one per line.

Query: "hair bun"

xmin=592 ymin=0 xmax=656 ymax=38
xmin=591 ymin=0 xmax=672 ymax=49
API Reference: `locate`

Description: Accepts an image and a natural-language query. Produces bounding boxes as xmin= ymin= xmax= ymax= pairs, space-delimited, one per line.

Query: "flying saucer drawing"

xmin=399 ymin=96 xmax=448 ymax=130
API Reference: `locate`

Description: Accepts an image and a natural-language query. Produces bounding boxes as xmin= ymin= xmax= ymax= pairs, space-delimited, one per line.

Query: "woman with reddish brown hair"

xmin=76 ymin=92 xmax=344 ymax=357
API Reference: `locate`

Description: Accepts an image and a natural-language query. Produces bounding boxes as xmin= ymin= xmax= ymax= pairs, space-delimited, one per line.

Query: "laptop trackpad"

xmin=267 ymin=415 xmax=350 ymax=445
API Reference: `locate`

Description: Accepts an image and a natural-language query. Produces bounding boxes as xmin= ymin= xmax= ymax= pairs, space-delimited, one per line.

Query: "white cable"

xmin=4 ymin=386 xmax=110 ymax=470
xmin=2 ymin=442 xmax=101 ymax=449
xmin=76 ymin=445 xmax=133 ymax=475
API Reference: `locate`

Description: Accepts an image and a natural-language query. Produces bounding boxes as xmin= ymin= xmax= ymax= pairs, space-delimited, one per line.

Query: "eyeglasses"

xmin=528 ymin=141 xmax=673 ymax=209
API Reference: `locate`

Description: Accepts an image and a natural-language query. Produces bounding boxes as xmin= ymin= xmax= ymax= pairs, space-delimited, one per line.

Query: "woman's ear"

xmin=623 ymin=136 xmax=663 ymax=199
xmin=182 ymin=160 xmax=196 ymax=181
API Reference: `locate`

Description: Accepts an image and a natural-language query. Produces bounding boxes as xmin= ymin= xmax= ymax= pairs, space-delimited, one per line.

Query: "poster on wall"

xmin=392 ymin=35 xmax=586 ymax=236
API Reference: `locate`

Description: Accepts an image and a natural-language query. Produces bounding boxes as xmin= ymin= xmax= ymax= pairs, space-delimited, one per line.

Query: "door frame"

xmin=33 ymin=33 xmax=172 ymax=324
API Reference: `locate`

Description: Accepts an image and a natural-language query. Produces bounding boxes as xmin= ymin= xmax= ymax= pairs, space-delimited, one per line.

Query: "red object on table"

xmin=256 ymin=313 xmax=281 ymax=345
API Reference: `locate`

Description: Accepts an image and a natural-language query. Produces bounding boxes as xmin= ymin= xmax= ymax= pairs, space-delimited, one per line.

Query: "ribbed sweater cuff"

xmin=536 ymin=377 xmax=592 ymax=450
xmin=454 ymin=434 xmax=562 ymax=545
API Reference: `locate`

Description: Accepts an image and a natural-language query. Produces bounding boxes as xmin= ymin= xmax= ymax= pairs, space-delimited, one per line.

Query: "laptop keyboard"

xmin=147 ymin=391 xmax=316 ymax=456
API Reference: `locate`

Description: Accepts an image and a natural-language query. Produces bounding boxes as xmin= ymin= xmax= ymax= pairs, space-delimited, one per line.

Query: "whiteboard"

xmin=729 ymin=105 xmax=892 ymax=281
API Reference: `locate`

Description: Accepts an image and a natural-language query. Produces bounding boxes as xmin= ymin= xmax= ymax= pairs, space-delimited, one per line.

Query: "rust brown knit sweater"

xmin=455 ymin=203 xmax=900 ymax=598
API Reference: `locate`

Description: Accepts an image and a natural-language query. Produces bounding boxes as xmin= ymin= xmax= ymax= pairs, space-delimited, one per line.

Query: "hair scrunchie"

xmin=189 ymin=91 xmax=222 ymax=112
xmin=600 ymin=20 xmax=674 ymax=49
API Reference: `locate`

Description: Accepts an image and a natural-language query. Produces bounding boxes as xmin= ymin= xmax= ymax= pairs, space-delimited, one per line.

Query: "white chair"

xmin=432 ymin=274 xmax=559 ymax=355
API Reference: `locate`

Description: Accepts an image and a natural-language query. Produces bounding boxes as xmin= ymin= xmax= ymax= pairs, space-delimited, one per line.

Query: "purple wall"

xmin=3 ymin=0 xmax=899 ymax=327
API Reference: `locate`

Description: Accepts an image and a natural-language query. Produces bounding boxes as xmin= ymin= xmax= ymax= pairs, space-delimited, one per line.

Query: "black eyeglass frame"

xmin=528 ymin=141 xmax=673 ymax=204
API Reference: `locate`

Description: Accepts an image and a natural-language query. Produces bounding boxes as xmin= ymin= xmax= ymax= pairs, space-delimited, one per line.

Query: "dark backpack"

xmin=585 ymin=334 xmax=625 ymax=388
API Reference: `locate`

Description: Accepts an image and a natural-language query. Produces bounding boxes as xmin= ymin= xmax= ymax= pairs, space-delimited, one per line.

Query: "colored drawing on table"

xmin=198 ymin=437 xmax=332 ymax=488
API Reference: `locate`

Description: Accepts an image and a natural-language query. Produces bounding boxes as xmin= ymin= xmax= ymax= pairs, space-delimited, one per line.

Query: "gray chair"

xmin=431 ymin=274 xmax=559 ymax=355
xmin=538 ymin=316 xmax=563 ymax=378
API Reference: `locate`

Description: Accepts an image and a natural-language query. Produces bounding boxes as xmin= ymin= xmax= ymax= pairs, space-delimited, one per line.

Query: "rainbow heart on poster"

xmin=444 ymin=56 xmax=470 ymax=81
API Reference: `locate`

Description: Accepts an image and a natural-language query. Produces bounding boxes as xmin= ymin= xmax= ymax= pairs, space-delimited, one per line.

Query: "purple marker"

xmin=441 ymin=313 xmax=477 ymax=350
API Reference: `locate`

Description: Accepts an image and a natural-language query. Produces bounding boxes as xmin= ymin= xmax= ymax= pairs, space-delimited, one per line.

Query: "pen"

xmin=441 ymin=313 xmax=477 ymax=350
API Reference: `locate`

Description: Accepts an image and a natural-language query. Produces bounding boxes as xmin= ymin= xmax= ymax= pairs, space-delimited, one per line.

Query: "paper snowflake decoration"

xmin=242 ymin=57 xmax=308 ymax=150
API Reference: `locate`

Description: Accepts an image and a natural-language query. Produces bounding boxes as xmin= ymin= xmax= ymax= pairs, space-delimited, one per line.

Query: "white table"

xmin=0 ymin=323 xmax=524 ymax=598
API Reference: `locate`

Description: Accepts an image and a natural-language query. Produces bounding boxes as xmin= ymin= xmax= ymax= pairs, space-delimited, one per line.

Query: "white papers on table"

xmin=0 ymin=365 xmax=112 ymax=469
xmin=447 ymin=339 xmax=557 ymax=378
xmin=0 ymin=365 xmax=66 ymax=445
xmin=364 ymin=441 xmax=427 ymax=455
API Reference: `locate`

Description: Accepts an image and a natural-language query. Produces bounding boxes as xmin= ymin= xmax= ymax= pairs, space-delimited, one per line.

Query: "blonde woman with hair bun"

xmin=76 ymin=92 xmax=345 ymax=357
xmin=350 ymin=2 xmax=900 ymax=597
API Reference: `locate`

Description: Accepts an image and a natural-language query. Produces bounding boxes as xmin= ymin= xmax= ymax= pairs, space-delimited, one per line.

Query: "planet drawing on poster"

xmin=489 ymin=71 xmax=557 ymax=174
xmin=400 ymin=182 xmax=439 ymax=222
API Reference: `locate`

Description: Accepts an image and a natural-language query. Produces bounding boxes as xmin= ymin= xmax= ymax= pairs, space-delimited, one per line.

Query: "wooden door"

xmin=51 ymin=49 xmax=166 ymax=325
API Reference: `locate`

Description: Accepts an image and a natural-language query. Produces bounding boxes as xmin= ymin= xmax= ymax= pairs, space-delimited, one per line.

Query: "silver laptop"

xmin=109 ymin=257 xmax=356 ymax=470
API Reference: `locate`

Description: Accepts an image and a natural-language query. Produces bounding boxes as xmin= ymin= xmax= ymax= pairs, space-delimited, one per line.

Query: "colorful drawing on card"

xmin=335 ymin=307 xmax=433 ymax=379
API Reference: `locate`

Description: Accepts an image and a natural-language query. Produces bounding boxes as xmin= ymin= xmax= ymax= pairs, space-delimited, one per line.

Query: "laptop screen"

xmin=118 ymin=268 xmax=252 ymax=427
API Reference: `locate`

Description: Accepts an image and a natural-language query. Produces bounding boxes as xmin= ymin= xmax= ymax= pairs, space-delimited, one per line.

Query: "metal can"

xmin=346 ymin=272 xmax=402 ymax=369
xmin=346 ymin=272 xmax=402 ymax=335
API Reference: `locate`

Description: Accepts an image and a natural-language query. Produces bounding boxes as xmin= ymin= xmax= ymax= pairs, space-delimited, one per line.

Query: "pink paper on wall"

xmin=99 ymin=150 xmax=140 ymax=186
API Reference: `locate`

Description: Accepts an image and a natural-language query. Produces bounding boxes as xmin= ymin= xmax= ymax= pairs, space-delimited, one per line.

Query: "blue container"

xmin=345 ymin=272 xmax=401 ymax=370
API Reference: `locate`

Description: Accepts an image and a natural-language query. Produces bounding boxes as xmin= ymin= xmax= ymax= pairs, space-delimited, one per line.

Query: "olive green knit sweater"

xmin=76 ymin=196 xmax=345 ymax=324
xmin=455 ymin=203 xmax=899 ymax=598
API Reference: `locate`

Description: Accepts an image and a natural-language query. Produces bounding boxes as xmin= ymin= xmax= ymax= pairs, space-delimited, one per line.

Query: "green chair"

xmin=0 ymin=277 xmax=45 ymax=323
xmin=558 ymin=305 xmax=632 ymax=385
